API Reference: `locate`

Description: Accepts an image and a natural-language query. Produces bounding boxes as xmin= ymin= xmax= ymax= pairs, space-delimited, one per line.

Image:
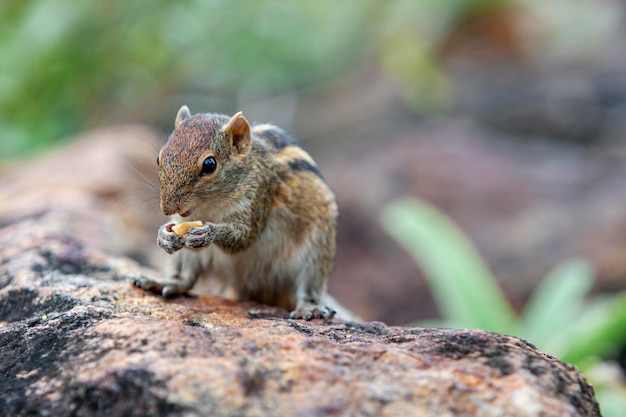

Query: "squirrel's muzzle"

xmin=160 ymin=191 xmax=182 ymax=216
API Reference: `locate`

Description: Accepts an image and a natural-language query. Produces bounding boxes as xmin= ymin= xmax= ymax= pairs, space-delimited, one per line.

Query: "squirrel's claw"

xmin=290 ymin=304 xmax=336 ymax=321
xmin=129 ymin=272 xmax=165 ymax=295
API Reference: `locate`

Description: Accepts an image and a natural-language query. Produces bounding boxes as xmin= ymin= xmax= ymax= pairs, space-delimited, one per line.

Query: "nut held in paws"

xmin=171 ymin=221 xmax=203 ymax=237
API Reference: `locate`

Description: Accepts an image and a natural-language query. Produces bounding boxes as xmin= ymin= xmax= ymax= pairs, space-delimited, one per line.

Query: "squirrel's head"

xmin=157 ymin=105 xmax=252 ymax=217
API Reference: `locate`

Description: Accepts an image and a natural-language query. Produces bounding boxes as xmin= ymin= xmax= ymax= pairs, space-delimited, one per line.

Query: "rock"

xmin=0 ymin=217 xmax=600 ymax=416
xmin=0 ymin=125 xmax=167 ymax=267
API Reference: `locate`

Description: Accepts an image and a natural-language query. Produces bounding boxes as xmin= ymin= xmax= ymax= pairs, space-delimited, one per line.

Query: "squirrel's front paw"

xmin=184 ymin=223 xmax=215 ymax=248
xmin=290 ymin=304 xmax=336 ymax=321
xmin=157 ymin=223 xmax=185 ymax=254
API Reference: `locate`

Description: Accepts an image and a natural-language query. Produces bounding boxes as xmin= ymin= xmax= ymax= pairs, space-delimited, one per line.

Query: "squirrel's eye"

xmin=200 ymin=156 xmax=217 ymax=175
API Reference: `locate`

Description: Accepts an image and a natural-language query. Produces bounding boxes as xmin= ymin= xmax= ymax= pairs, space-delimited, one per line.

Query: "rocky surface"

xmin=0 ymin=125 xmax=166 ymax=267
xmin=0 ymin=216 xmax=601 ymax=416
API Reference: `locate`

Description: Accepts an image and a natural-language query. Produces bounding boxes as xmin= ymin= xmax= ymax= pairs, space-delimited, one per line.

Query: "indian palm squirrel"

xmin=133 ymin=106 xmax=339 ymax=320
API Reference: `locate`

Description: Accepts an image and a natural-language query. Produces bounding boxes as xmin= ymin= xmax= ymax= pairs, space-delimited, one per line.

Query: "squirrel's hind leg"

xmin=130 ymin=250 xmax=201 ymax=297
xmin=130 ymin=273 xmax=194 ymax=298
xmin=289 ymin=266 xmax=335 ymax=320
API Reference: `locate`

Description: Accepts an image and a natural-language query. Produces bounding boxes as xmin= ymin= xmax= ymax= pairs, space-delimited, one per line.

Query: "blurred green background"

xmin=2 ymin=0 xmax=621 ymax=157
xmin=2 ymin=0 xmax=383 ymax=157
xmin=2 ymin=0 xmax=626 ymax=414
xmin=1 ymin=0 xmax=526 ymax=158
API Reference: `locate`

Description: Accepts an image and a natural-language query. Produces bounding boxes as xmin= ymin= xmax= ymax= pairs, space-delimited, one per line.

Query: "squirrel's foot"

xmin=289 ymin=304 xmax=336 ymax=321
xmin=129 ymin=273 xmax=191 ymax=298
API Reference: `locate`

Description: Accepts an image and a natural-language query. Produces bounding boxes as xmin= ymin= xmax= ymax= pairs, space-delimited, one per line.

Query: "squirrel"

xmin=133 ymin=106 xmax=338 ymax=320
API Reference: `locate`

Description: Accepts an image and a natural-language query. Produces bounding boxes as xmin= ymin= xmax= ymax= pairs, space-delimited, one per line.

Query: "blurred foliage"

xmin=0 ymin=0 xmax=371 ymax=157
xmin=383 ymin=198 xmax=626 ymax=417
xmin=0 ymin=0 xmax=516 ymax=161
xmin=379 ymin=0 xmax=507 ymax=111
xmin=381 ymin=194 xmax=517 ymax=334
xmin=1 ymin=0 xmax=620 ymax=159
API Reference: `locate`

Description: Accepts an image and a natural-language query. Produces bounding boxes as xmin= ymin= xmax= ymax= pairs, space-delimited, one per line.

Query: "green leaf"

xmin=382 ymin=198 xmax=516 ymax=333
xmin=561 ymin=294 xmax=626 ymax=365
xmin=517 ymin=258 xmax=594 ymax=354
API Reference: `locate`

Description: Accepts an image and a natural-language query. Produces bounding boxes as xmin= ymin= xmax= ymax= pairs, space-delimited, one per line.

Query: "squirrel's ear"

xmin=223 ymin=111 xmax=251 ymax=158
xmin=175 ymin=105 xmax=191 ymax=128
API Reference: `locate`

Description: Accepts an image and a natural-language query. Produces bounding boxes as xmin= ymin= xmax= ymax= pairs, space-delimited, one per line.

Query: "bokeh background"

xmin=2 ymin=0 xmax=626 ymax=413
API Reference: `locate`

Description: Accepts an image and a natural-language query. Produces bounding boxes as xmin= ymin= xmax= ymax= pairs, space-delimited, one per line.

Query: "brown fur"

xmin=136 ymin=107 xmax=338 ymax=320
